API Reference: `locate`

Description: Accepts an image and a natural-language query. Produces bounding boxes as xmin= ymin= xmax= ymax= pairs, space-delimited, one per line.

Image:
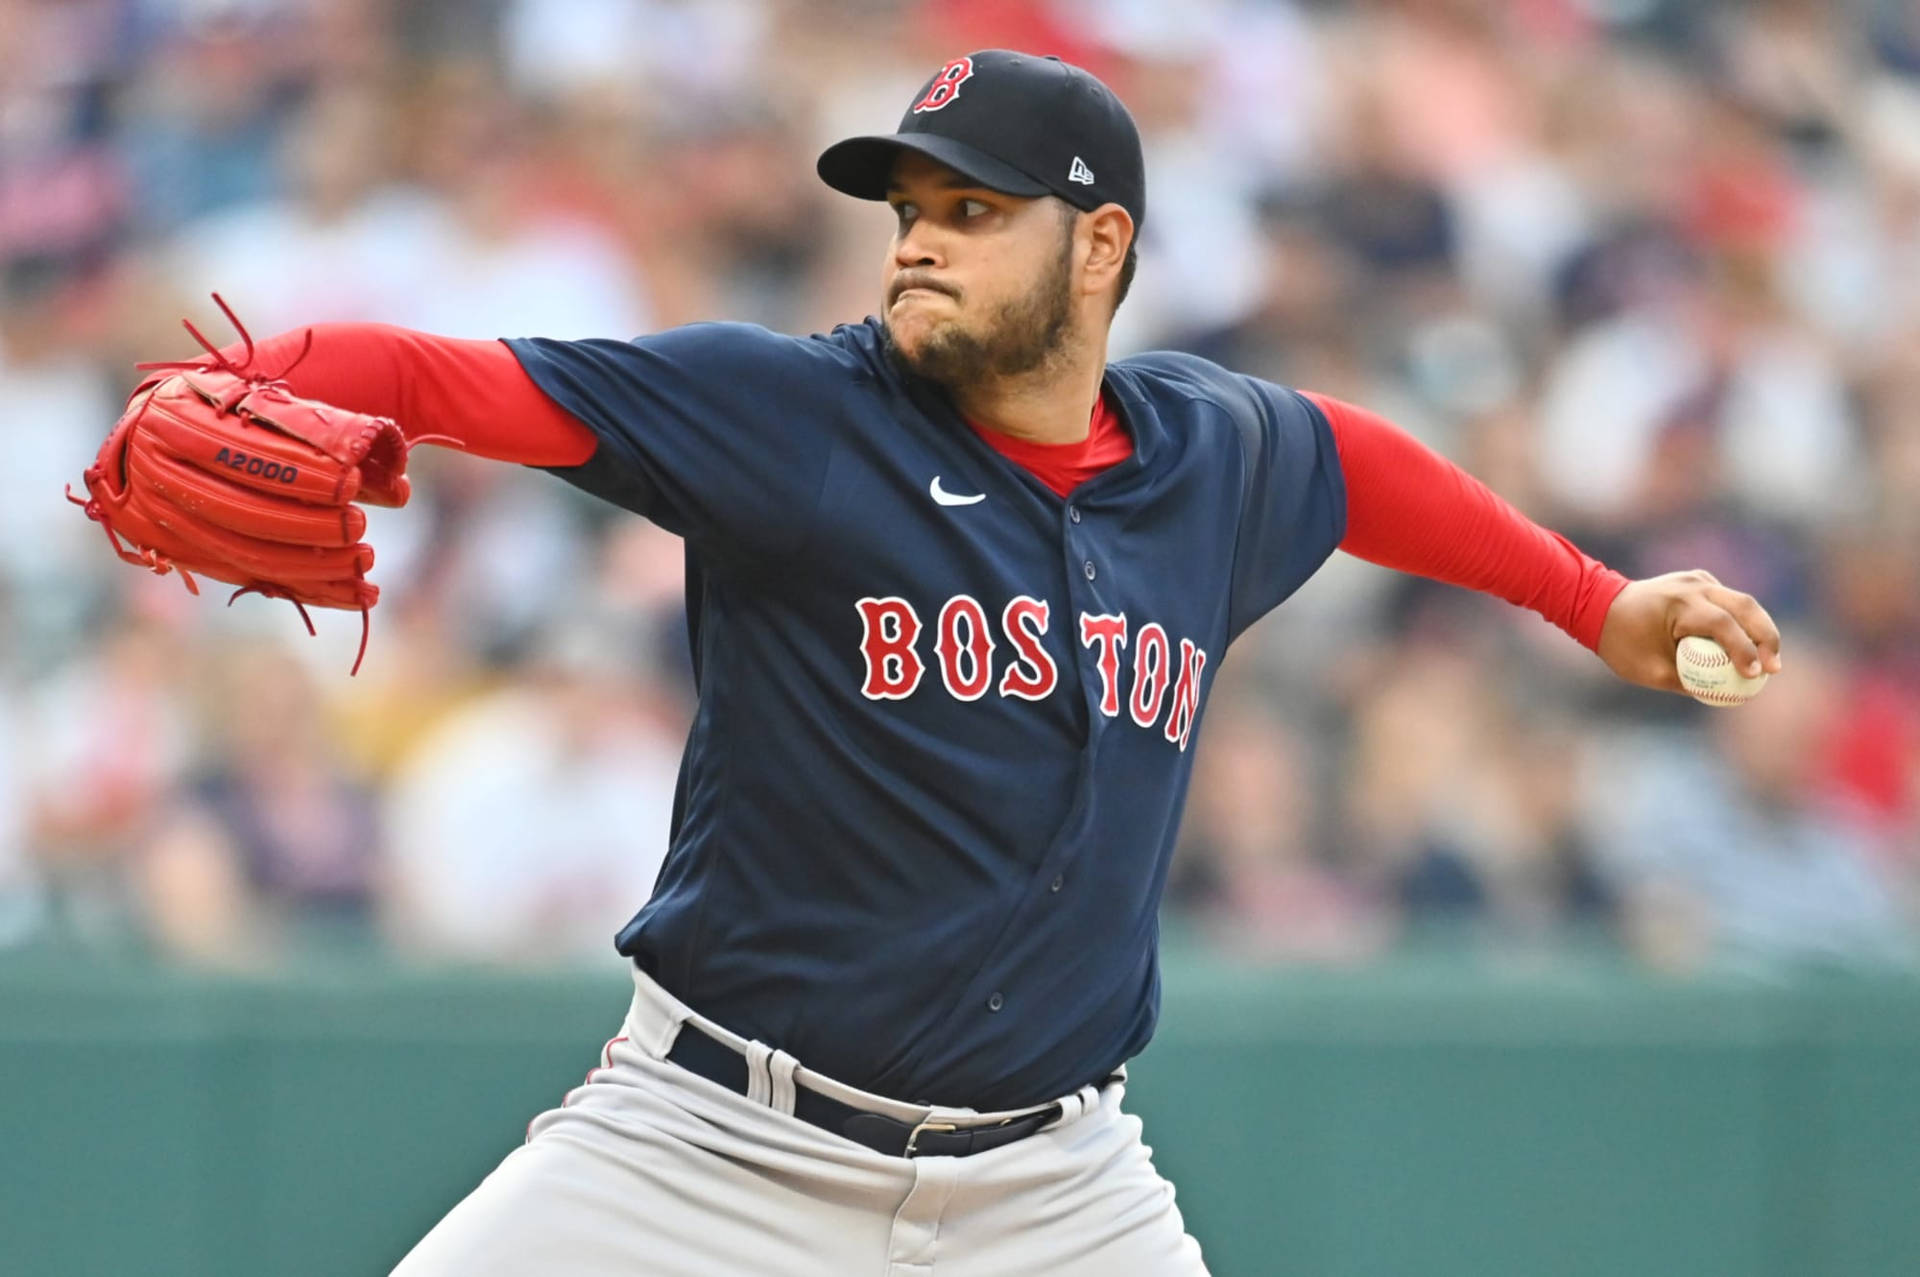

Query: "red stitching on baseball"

xmin=1684 ymin=643 xmax=1730 ymax=668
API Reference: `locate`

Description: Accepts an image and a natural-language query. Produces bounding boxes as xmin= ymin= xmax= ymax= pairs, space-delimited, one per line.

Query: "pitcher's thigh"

xmin=945 ymin=1107 xmax=1210 ymax=1277
xmin=389 ymin=1128 xmax=656 ymax=1277
xmin=389 ymin=1112 xmax=886 ymax=1277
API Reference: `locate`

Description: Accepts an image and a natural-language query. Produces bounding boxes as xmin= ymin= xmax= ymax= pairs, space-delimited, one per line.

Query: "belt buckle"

xmin=904 ymin=1118 xmax=958 ymax=1157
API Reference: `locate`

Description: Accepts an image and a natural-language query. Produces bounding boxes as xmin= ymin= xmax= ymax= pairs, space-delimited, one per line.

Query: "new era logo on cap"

xmin=1068 ymin=156 xmax=1094 ymax=185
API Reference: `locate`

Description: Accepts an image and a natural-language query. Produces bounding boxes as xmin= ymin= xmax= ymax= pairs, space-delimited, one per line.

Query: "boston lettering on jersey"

xmin=855 ymin=594 xmax=1207 ymax=750
xmin=506 ymin=317 xmax=1343 ymax=1110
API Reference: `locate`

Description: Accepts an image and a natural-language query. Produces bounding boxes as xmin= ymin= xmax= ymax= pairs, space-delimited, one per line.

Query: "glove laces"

xmin=133 ymin=291 xmax=316 ymax=384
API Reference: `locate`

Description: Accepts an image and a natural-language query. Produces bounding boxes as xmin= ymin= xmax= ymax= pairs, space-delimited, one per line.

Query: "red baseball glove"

xmin=67 ymin=297 xmax=412 ymax=673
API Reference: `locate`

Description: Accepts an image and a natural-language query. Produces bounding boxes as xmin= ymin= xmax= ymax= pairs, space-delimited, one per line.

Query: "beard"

xmin=882 ymin=240 xmax=1076 ymax=392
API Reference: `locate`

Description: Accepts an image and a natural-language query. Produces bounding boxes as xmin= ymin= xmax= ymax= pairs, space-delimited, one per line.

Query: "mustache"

xmin=889 ymin=272 xmax=960 ymax=305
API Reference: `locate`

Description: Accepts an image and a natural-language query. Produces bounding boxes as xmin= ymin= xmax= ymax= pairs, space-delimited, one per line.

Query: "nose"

xmin=893 ymin=216 xmax=945 ymax=270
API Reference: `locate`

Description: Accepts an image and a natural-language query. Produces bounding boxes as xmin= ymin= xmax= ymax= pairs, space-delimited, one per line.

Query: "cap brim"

xmin=817 ymin=133 xmax=1052 ymax=202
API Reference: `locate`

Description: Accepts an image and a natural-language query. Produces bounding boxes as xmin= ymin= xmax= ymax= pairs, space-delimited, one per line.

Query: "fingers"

xmin=1677 ymin=594 xmax=1773 ymax=679
xmin=1689 ymin=606 xmax=1758 ymax=675
xmin=1707 ymin=585 xmax=1784 ymax=675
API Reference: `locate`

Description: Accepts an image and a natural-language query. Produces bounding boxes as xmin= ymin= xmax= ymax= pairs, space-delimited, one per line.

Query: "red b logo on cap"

xmin=912 ymin=57 xmax=975 ymax=113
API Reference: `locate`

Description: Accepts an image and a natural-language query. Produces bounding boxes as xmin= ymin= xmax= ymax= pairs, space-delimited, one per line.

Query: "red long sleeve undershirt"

xmin=209 ymin=323 xmax=1626 ymax=651
xmin=209 ymin=323 xmax=599 ymax=467
xmin=1300 ymin=392 xmax=1629 ymax=652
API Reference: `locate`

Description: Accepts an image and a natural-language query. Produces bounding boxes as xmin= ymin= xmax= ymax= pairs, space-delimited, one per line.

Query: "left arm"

xmin=1308 ymin=393 xmax=1783 ymax=692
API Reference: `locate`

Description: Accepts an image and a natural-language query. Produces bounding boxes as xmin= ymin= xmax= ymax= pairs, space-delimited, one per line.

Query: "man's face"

xmin=880 ymin=151 xmax=1078 ymax=389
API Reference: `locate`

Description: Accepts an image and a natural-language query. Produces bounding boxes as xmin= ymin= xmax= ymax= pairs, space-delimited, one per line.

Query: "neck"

xmin=950 ymin=335 xmax=1109 ymax=445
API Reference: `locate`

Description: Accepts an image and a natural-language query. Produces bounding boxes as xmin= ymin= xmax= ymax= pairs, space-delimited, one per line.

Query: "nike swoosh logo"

xmin=929 ymin=477 xmax=985 ymax=507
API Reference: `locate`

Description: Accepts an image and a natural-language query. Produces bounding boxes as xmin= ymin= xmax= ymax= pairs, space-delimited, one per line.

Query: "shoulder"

xmin=1112 ymin=349 xmax=1241 ymax=404
xmin=631 ymin=317 xmax=884 ymax=374
xmin=508 ymin=317 xmax=891 ymax=397
xmin=514 ymin=316 xmax=886 ymax=366
xmin=648 ymin=317 xmax=876 ymax=353
xmin=1112 ymin=349 xmax=1327 ymax=441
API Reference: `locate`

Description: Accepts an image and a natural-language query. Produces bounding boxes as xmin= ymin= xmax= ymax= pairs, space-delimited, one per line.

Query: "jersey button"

xmin=1050 ymin=875 xmax=1064 ymax=893
xmin=1068 ymin=505 xmax=1082 ymax=524
xmin=1082 ymin=560 xmax=1096 ymax=581
xmin=987 ymin=992 xmax=1005 ymax=1012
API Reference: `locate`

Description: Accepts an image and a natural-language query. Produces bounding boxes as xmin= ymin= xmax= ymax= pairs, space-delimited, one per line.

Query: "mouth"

xmin=891 ymin=284 xmax=955 ymax=307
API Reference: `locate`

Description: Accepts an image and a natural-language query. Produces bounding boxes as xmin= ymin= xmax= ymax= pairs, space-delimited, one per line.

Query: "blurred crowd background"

xmin=4 ymin=0 xmax=1918 ymax=977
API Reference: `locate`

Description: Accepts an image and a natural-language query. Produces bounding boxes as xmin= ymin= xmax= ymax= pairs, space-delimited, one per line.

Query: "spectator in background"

xmin=1470 ymin=711 xmax=1618 ymax=954
xmin=389 ymin=448 xmax=599 ymax=667
xmin=163 ymin=78 xmax=454 ymax=333
xmin=115 ymin=5 xmax=310 ymax=235
xmin=1812 ymin=519 xmax=1920 ymax=852
xmin=1113 ymin=38 xmax=1276 ymax=353
xmin=1596 ymin=642 xmax=1915 ymax=975
xmin=0 ymin=0 xmax=128 ymax=267
xmin=323 ymin=592 xmax=495 ymax=784
xmin=1339 ymin=621 xmax=1618 ymax=950
xmin=138 ymin=643 xmax=382 ymax=965
xmin=21 ymin=612 xmax=194 ymax=947
xmin=382 ymin=618 xmax=684 ymax=965
xmin=0 ymin=255 xmax=122 ymax=657
xmin=1172 ymin=693 xmax=1389 ymax=965
xmin=394 ymin=59 xmax=655 ymax=341
xmin=500 ymin=0 xmax=772 ymax=112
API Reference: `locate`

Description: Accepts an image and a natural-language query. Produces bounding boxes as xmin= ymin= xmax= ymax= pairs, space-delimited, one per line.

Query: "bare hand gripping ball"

xmin=1674 ymin=635 xmax=1770 ymax=707
xmin=66 ymin=296 xmax=412 ymax=674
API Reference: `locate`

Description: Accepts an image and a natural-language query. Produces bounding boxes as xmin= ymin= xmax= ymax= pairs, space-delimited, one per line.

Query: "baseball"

xmin=1675 ymin=635 xmax=1768 ymax=707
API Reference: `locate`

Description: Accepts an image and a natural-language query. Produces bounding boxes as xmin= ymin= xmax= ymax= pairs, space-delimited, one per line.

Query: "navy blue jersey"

xmin=507 ymin=318 xmax=1345 ymax=1109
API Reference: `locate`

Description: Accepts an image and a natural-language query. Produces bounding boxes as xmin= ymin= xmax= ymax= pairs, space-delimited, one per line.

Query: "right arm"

xmin=210 ymin=323 xmax=598 ymax=467
xmin=220 ymin=318 xmax=840 ymax=554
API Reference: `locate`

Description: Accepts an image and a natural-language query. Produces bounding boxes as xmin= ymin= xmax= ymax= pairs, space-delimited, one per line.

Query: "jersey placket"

xmin=916 ymin=392 xmax=1147 ymax=1050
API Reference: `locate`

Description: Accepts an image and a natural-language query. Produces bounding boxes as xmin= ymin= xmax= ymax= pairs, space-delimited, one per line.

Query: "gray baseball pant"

xmin=390 ymin=963 xmax=1209 ymax=1275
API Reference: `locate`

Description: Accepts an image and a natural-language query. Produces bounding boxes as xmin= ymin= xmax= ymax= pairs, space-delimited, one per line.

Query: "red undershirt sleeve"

xmin=1303 ymin=391 xmax=1630 ymax=652
xmin=204 ymin=323 xmax=598 ymax=468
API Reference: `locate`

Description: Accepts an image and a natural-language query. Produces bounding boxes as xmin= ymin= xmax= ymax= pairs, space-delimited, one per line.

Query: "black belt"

xmin=665 ymin=1026 xmax=1075 ymax=1159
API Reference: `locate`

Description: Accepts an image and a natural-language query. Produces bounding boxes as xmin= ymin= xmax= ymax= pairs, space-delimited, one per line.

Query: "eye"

xmin=891 ymin=201 xmax=917 ymax=229
xmin=960 ymin=198 xmax=990 ymax=219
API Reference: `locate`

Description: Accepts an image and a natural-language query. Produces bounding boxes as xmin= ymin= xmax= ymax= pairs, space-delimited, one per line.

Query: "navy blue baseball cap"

xmin=817 ymin=50 xmax=1146 ymax=232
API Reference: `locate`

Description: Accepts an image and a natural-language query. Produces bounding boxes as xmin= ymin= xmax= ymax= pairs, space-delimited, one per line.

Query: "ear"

xmin=1078 ymin=204 xmax=1134 ymax=303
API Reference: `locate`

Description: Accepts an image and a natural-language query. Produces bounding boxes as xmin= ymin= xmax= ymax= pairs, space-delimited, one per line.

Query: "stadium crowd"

xmin=3 ymin=0 xmax=1917 ymax=976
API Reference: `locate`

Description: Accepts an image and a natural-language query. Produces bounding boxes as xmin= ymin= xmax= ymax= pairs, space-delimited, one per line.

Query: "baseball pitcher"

xmin=73 ymin=51 xmax=1782 ymax=1277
